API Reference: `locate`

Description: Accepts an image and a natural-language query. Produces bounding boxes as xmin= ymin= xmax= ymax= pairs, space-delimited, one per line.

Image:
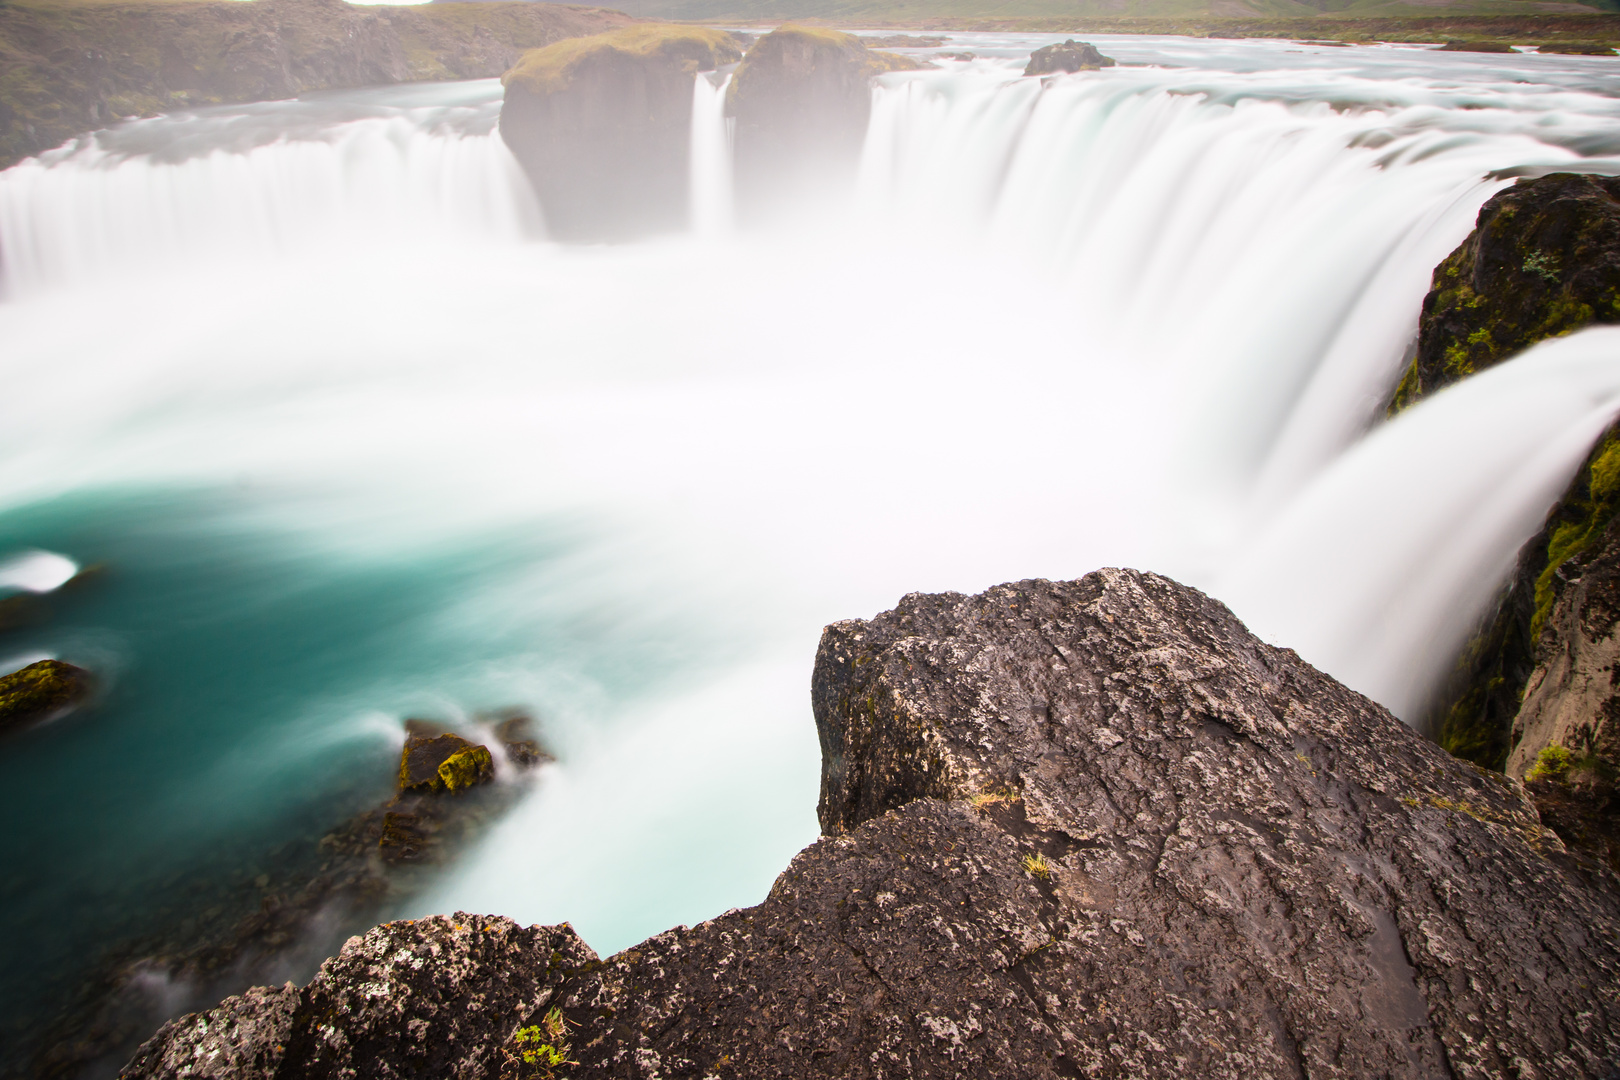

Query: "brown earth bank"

xmin=122 ymin=569 xmax=1620 ymax=1080
xmin=806 ymin=13 xmax=1620 ymax=42
xmin=0 ymin=0 xmax=637 ymax=169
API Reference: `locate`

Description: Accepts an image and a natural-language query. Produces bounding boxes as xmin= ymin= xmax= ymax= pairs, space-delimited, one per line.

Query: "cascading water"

xmin=2 ymin=33 xmax=1618 ymax=1075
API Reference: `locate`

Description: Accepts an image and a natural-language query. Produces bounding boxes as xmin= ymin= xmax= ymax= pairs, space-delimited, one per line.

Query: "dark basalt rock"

xmin=122 ymin=570 xmax=1620 ymax=1080
xmin=1437 ymin=39 xmax=1519 ymax=52
xmin=1390 ymin=173 xmax=1620 ymax=411
xmin=726 ymin=25 xmax=918 ymax=227
xmin=1023 ymin=39 xmax=1117 ymax=76
xmin=1391 ymin=175 xmax=1620 ymax=775
xmin=0 ymin=658 xmax=91 ymax=736
xmin=498 ymin=25 xmax=743 ymax=242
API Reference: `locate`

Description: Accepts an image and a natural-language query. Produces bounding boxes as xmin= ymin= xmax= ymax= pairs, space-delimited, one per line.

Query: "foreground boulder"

xmin=499 ymin=25 xmax=743 ymax=241
xmin=727 ymin=25 xmax=918 ymax=226
xmin=122 ymin=570 xmax=1620 ymax=1078
xmin=0 ymin=659 xmax=91 ymax=736
xmin=1023 ymin=39 xmax=1116 ymax=75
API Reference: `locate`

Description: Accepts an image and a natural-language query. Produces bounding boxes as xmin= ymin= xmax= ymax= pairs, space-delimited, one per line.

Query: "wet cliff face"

xmin=1400 ymin=175 xmax=1620 ymax=849
xmin=0 ymin=0 xmax=636 ymax=170
xmin=497 ymin=26 xmax=742 ymax=242
xmin=122 ymin=570 xmax=1620 ymax=1080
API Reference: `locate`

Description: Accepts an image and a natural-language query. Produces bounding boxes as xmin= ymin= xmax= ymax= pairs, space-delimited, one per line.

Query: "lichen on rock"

xmin=0 ymin=658 xmax=91 ymax=736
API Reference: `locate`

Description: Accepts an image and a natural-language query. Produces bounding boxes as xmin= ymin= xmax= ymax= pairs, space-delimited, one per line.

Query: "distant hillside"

xmin=0 ymin=0 xmax=636 ymax=168
xmin=504 ymin=0 xmax=1616 ymax=27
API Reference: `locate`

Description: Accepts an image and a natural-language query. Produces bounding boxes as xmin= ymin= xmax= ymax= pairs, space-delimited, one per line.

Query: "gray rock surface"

xmin=123 ymin=569 xmax=1620 ymax=1079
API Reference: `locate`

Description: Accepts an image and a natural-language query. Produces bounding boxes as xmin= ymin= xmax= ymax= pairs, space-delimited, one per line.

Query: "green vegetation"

xmin=1021 ymin=852 xmax=1052 ymax=880
xmin=1526 ymin=743 xmax=1574 ymax=782
xmin=506 ymin=1007 xmax=576 ymax=1079
xmin=502 ymin=24 xmax=742 ymax=95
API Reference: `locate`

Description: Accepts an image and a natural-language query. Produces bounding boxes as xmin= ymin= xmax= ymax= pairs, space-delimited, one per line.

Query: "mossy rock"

xmin=1437 ymin=39 xmax=1519 ymax=52
xmin=1537 ymin=41 xmax=1618 ymax=55
xmin=499 ymin=24 xmax=743 ymax=242
xmin=1024 ymin=39 xmax=1117 ymax=76
xmin=400 ymin=732 xmax=477 ymax=792
xmin=437 ymin=745 xmax=494 ymax=793
xmin=1389 ymin=173 xmax=1620 ymax=414
xmin=1410 ymin=176 xmax=1620 ymax=770
xmin=0 ymin=658 xmax=91 ymax=736
xmin=503 ymin=24 xmax=741 ymax=96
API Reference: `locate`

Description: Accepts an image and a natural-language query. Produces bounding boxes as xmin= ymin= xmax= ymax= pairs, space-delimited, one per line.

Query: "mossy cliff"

xmin=1393 ymin=174 xmax=1620 ymax=851
xmin=725 ymin=25 xmax=919 ymax=226
xmin=498 ymin=25 xmax=742 ymax=241
xmin=123 ymin=572 xmax=1620 ymax=1079
xmin=0 ymin=0 xmax=636 ymax=170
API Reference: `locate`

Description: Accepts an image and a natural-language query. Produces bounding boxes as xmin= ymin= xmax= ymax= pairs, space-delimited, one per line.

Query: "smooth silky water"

xmin=2 ymin=33 xmax=1618 ymax=1073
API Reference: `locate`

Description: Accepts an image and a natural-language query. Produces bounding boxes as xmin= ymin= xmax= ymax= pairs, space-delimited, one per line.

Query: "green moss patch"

xmin=0 ymin=658 xmax=91 ymax=735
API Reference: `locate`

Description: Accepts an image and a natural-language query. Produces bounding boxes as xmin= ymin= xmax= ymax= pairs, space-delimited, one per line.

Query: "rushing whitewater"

xmin=2 ymin=32 xmax=1619 ymax=1071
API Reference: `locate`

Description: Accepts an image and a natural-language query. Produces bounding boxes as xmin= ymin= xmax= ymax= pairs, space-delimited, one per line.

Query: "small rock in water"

xmin=1023 ymin=39 xmax=1116 ymax=76
xmin=0 ymin=658 xmax=92 ymax=736
xmin=399 ymin=733 xmax=489 ymax=793
xmin=493 ymin=713 xmax=553 ymax=768
xmin=436 ymin=745 xmax=493 ymax=793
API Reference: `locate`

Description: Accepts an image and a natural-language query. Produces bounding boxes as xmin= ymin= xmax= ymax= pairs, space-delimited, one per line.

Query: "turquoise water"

xmin=2 ymin=32 xmax=1619 ymax=1080
xmin=0 ymin=489 xmax=752 ymax=1073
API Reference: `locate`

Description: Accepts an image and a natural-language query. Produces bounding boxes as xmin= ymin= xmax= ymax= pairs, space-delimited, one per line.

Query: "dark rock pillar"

xmin=498 ymin=26 xmax=742 ymax=243
xmin=725 ymin=25 xmax=917 ymax=227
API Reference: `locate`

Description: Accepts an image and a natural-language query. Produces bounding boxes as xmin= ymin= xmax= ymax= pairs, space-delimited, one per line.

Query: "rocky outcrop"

xmin=0 ymin=0 xmax=636 ymax=170
xmin=1393 ymin=175 xmax=1620 ymax=807
xmin=123 ymin=570 xmax=1620 ymax=1080
xmin=498 ymin=25 xmax=742 ymax=242
xmin=0 ymin=658 xmax=91 ymax=735
xmin=1023 ymin=39 xmax=1116 ymax=75
xmin=726 ymin=25 xmax=918 ymax=227
xmin=1390 ymin=173 xmax=1620 ymax=412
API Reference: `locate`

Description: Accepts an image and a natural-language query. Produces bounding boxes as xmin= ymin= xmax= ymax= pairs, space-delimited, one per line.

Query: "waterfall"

xmin=0 ymin=81 xmax=541 ymax=296
xmin=690 ymin=72 xmax=735 ymax=239
xmin=2 ymin=40 xmax=1619 ymax=1045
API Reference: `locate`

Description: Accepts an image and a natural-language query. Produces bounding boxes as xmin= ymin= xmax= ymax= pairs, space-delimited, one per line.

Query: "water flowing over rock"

xmin=725 ymin=25 xmax=917 ymax=227
xmin=1395 ymin=176 xmax=1620 ymax=836
xmin=121 ymin=570 xmax=1620 ymax=1079
xmin=1023 ymin=39 xmax=1116 ymax=76
xmin=0 ymin=0 xmax=636 ymax=170
xmin=498 ymin=25 xmax=742 ymax=242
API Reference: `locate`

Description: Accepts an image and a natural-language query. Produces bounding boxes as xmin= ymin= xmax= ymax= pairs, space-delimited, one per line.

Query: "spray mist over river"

xmin=2 ymin=32 xmax=1620 ymax=1071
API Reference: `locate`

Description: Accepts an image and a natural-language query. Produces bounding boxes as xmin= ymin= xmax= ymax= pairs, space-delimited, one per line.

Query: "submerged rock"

xmin=1023 ymin=39 xmax=1117 ymax=75
xmin=726 ymin=25 xmax=919 ymax=226
xmin=122 ymin=570 xmax=1620 ymax=1079
xmin=498 ymin=25 xmax=743 ymax=242
xmin=0 ymin=659 xmax=91 ymax=736
xmin=493 ymin=713 xmax=554 ymax=767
